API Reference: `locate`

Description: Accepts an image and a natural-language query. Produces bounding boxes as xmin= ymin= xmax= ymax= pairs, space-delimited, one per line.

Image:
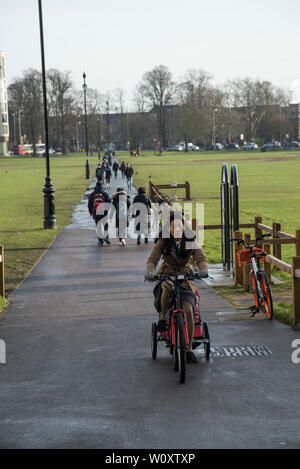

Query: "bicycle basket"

xmin=237 ymin=248 xmax=265 ymax=267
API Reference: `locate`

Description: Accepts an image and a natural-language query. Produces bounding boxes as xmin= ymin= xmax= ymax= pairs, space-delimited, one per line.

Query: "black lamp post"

xmin=83 ymin=72 xmax=90 ymax=179
xmin=106 ymin=100 xmax=110 ymax=152
xmin=38 ymin=0 xmax=56 ymax=229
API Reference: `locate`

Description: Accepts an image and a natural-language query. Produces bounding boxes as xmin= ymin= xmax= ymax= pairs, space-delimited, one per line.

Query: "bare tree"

xmin=138 ymin=65 xmax=174 ymax=147
xmin=8 ymin=69 xmax=43 ymax=154
xmin=228 ymin=78 xmax=291 ymax=139
xmin=47 ymin=69 xmax=74 ymax=153
xmin=133 ymin=83 xmax=150 ymax=113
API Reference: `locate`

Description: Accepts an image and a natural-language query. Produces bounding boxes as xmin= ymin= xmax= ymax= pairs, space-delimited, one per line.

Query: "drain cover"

xmin=210 ymin=345 xmax=272 ymax=358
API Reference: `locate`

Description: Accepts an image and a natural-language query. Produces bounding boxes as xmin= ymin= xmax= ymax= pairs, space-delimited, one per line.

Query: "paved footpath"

xmin=0 ymin=162 xmax=300 ymax=449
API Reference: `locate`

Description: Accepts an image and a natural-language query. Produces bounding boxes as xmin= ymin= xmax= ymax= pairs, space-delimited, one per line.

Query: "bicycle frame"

xmin=250 ymin=251 xmax=263 ymax=301
xmin=230 ymin=233 xmax=273 ymax=318
xmin=165 ymin=279 xmax=190 ymax=348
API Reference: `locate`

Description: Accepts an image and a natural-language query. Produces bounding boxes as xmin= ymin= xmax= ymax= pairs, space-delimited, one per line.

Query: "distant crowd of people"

xmin=88 ymin=153 xmax=152 ymax=247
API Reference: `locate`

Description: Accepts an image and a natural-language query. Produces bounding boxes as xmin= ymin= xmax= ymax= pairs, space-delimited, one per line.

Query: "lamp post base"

xmin=43 ymin=176 xmax=56 ymax=229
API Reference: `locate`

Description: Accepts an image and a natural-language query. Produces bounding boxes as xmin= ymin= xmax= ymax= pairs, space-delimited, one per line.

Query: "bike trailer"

xmin=193 ymin=287 xmax=203 ymax=339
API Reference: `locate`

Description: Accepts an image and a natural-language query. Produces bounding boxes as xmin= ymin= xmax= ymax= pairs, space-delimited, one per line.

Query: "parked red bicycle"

xmin=230 ymin=233 xmax=273 ymax=320
xmin=145 ymin=271 xmax=211 ymax=383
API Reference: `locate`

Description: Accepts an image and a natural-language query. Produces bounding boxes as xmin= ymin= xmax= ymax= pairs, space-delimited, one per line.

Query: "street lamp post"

xmin=106 ymin=100 xmax=110 ymax=152
xmin=38 ymin=0 xmax=56 ymax=230
xmin=82 ymin=72 xmax=90 ymax=179
xmin=213 ymin=108 xmax=217 ymax=150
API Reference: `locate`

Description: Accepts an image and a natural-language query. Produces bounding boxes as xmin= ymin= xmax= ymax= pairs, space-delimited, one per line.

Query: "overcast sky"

xmin=2 ymin=0 xmax=300 ymax=109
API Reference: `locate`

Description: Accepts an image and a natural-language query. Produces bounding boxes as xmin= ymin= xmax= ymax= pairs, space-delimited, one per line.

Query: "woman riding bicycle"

xmin=146 ymin=212 xmax=208 ymax=363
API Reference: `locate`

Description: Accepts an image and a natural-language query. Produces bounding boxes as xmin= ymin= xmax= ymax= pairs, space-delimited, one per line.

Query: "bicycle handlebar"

xmin=229 ymin=233 xmax=271 ymax=248
xmin=145 ymin=271 xmax=211 ymax=282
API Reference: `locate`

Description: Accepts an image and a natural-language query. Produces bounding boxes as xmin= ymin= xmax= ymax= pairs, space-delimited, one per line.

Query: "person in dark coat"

xmin=111 ymin=187 xmax=131 ymax=246
xmin=113 ymin=160 xmax=119 ymax=179
xmin=120 ymin=161 xmax=126 ymax=179
xmin=132 ymin=187 xmax=152 ymax=245
xmin=95 ymin=164 xmax=104 ymax=182
xmin=88 ymin=181 xmax=111 ymax=246
xmin=124 ymin=163 xmax=134 ymax=191
xmin=105 ymin=166 xmax=112 ymax=188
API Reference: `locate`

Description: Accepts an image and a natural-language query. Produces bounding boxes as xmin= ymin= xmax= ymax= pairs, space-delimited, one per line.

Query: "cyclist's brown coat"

xmin=146 ymin=238 xmax=208 ymax=292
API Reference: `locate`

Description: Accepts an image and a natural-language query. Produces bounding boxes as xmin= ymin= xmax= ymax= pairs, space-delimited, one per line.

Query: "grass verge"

xmin=0 ymin=153 xmax=99 ymax=297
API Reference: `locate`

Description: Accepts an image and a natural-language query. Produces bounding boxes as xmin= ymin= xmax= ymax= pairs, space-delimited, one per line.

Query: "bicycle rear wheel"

xmin=260 ymin=271 xmax=273 ymax=320
xmin=175 ymin=313 xmax=186 ymax=384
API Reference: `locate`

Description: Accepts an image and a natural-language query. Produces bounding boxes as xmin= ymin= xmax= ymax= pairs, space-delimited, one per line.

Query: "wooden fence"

xmin=149 ymin=181 xmax=191 ymax=202
xmin=232 ymin=217 xmax=300 ymax=326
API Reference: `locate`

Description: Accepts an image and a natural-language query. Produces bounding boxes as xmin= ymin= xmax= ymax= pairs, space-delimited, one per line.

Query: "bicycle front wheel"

xmin=175 ymin=313 xmax=186 ymax=384
xmin=259 ymin=271 xmax=273 ymax=320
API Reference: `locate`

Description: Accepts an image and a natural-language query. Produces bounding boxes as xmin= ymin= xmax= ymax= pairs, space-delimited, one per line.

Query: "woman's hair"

xmin=155 ymin=211 xmax=196 ymax=258
xmin=138 ymin=187 xmax=146 ymax=194
xmin=116 ymin=187 xmax=124 ymax=192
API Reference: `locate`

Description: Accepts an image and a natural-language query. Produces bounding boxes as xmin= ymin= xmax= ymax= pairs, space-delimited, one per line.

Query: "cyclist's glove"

xmin=145 ymin=272 xmax=155 ymax=281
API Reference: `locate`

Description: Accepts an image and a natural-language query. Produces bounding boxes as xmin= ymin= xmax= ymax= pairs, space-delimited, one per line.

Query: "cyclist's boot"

xmin=186 ymin=351 xmax=198 ymax=364
xmin=157 ymin=319 xmax=167 ymax=333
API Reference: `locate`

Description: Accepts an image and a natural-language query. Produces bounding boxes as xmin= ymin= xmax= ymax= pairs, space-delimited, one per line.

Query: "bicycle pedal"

xmin=250 ymin=306 xmax=259 ymax=317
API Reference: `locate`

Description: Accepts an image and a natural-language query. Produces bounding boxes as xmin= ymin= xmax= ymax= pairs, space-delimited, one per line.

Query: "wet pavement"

xmin=0 ymin=159 xmax=300 ymax=449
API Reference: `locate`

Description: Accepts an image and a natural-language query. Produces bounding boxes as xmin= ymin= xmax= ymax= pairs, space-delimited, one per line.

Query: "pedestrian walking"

xmin=120 ymin=161 xmax=126 ymax=179
xmin=113 ymin=160 xmax=119 ymax=179
xmin=124 ymin=163 xmax=134 ymax=191
xmin=105 ymin=165 xmax=112 ymax=188
xmin=95 ymin=164 xmax=104 ymax=183
xmin=132 ymin=187 xmax=152 ymax=245
xmin=111 ymin=187 xmax=131 ymax=246
xmin=88 ymin=180 xmax=111 ymax=246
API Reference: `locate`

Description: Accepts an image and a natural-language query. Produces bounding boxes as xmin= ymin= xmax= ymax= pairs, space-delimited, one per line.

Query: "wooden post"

xmin=292 ymin=256 xmax=300 ymax=326
xmin=263 ymin=243 xmax=272 ymax=283
xmin=185 ymin=181 xmax=191 ymax=200
xmin=192 ymin=218 xmax=199 ymax=242
xmin=272 ymin=222 xmax=282 ymax=261
xmin=295 ymin=230 xmax=300 ymax=257
xmin=255 ymin=216 xmax=262 ymax=247
xmin=234 ymin=231 xmax=243 ymax=286
xmin=243 ymin=233 xmax=251 ymax=291
xmin=0 ymin=246 xmax=4 ymax=300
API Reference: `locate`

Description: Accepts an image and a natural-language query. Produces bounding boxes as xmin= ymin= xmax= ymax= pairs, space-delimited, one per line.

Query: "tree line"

xmin=7 ymin=65 xmax=294 ymax=153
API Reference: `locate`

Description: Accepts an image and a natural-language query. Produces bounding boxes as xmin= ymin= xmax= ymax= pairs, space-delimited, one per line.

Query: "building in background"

xmin=0 ymin=51 xmax=9 ymax=156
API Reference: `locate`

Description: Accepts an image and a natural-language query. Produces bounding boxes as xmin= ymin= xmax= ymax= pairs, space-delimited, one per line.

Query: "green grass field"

xmin=0 ymin=153 xmax=99 ymax=298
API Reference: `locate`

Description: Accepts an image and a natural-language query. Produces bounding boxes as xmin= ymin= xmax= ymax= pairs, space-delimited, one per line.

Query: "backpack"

xmin=93 ymin=192 xmax=105 ymax=216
